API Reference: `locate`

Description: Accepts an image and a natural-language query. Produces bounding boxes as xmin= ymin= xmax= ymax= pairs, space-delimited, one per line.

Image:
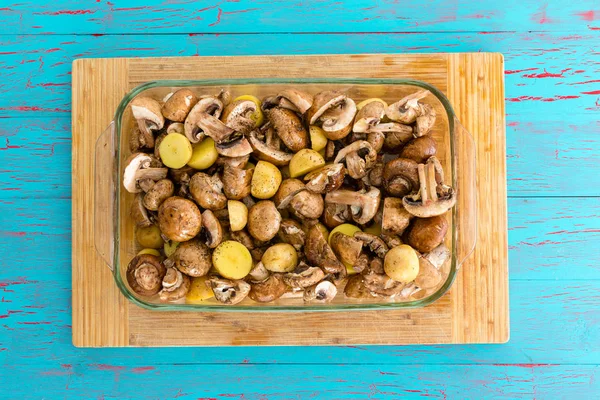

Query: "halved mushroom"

xmin=189 ymin=172 xmax=227 ymax=210
xmin=131 ymin=194 xmax=152 ymax=228
xmin=325 ymin=187 xmax=381 ymax=225
xmin=344 ymin=274 xmax=376 ymax=299
xmin=167 ymin=239 xmax=212 ymax=277
xmin=283 ymin=262 xmax=325 ymax=288
xmin=322 ymin=202 xmax=350 ymax=229
xmin=200 ymin=209 xmax=223 ymax=248
xmin=162 ymin=89 xmax=199 ymax=122
xmin=289 ymin=190 xmax=324 ymax=220
xmin=221 ymin=99 xmax=258 ymax=134
xmin=307 ymin=91 xmax=357 ymax=140
xmin=157 ymin=196 xmax=203 ymax=242
xmin=195 ymin=112 xmax=240 ymax=144
xmin=334 ymin=141 xmax=377 ymax=179
xmin=385 ymin=90 xmax=430 ymax=123
xmin=208 ymin=277 xmax=251 ymax=305
xmin=353 ymin=231 xmax=389 ymax=259
xmin=273 ymin=179 xmax=306 ymax=209
xmin=215 ymin=137 xmax=253 ymax=158
xmin=127 ymin=254 xmax=166 ymax=296
xmin=216 ymin=154 xmax=250 ymax=169
xmin=143 ymin=179 xmax=175 ymax=211
xmin=263 ymin=89 xmax=313 ymax=114
xmin=123 ymin=153 xmax=168 ymax=193
xmin=130 ymin=96 xmax=164 ymax=148
xmin=304 ymin=225 xmax=346 ymax=278
xmin=248 ymin=130 xmax=294 ymax=166
xmin=382 ymin=158 xmax=419 ymax=197
xmin=402 ymin=157 xmax=456 ymax=218
xmin=248 ymin=261 xmax=270 ymax=283
xmin=383 ymin=124 xmax=414 ymax=152
xmin=184 ymin=96 xmax=224 ymax=143
xmin=399 ymin=136 xmax=437 ymax=163
xmin=405 ymin=215 xmax=448 ymax=253
xmin=381 ymin=197 xmax=412 ymax=236
xmin=248 ymin=273 xmax=288 ymax=303
xmin=304 ymin=163 xmax=345 ymax=194
xmin=362 ymin=271 xmax=405 ymax=297
xmin=352 ymin=100 xmax=385 ymax=133
xmin=159 ymin=267 xmax=191 ymax=301
xmin=414 ymin=103 xmax=436 ymax=137
xmin=167 ymin=122 xmax=185 ymax=134
xmin=330 ymin=231 xmax=363 ymax=266
xmin=222 ymin=164 xmax=253 ymax=200
xmin=267 ymin=107 xmax=308 ymax=152
xmin=277 ymin=219 xmax=306 ymax=251
xmin=303 ymin=280 xmax=337 ymax=302
xmin=247 ymin=200 xmax=282 ymax=242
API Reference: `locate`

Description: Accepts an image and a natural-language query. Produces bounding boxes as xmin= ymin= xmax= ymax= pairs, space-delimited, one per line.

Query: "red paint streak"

xmin=0 ymin=310 xmax=24 ymax=319
xmin=532 ymin=4 xmax=556 ymax=24
xmin=548 ymin=229 xmax=600 ymax=235
xmin=45 ymin=48 xmax=60 ymax=53
xmin=0 ymin=106 xmax=69 ymax=113
xmin=0 ymin=51 xmax=18 ymax=55
xmin=507 ymin=122 xmax=519 ymax=127
xmin=505 ymin=68 xmax=537 ymax=74
xmin=576 ymin=10 xmax=597 ymax=21
xmin=18 ymin=321 xmax=51 ymax=325
xmin=114 ymin=6 xmax=150 ymax=11
xmin=590 ymin=26 xmax=600 ymax=30
xmin=0 ymin=139 xmax=21 ymax=151
xmin=40 ymin=83 xmax=69 ymax=87
xmin=197 ymin=398 xmax=218 ymax=400
xmin=36 ymin=9 xmax=96 ymax=15
xmin=91 ymin=364 xmax=126 ymax=371
xmin=506 ymin=95 xmax=580 ymax=102
xmin=0 ymin=230 xmax=25 ymax=236
xmin=569 ymin=79 xmax=600 ymax=85
xmin=478 ymin=31 xmax=508 ymax=34
xmin=208 ymin=7 xmax=223 ymax=27
xmin=131 ymin=366 xmax=155 ymax=373
xmin=493 ymin=363 xmax=557 ymax=368
xmin=223 ymin=8 xmax=259 ymax=15
xmin=91 ymin=33 xmax=104 ymax=37
xmin=523 ymin=68 xmax=569 ymax=78
xmin=581 ymin=90 xmax=600 ymax=95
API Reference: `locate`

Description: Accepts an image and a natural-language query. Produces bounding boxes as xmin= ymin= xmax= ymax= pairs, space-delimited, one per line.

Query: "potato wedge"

xmin=163 ymin=241 xmax=179 ymax=257
xmin=228 ymin=200 xmax=248 ymax=232
xmin=159 ymin=133 xmax=193 ymax=169
xmin=356 ymin=98 xmax=388 ymax=110
xmin=186 ymin=276 xmax=214 ymax=302
xmin=187 ymin=138 xmax=218 ymax=170
xmin=251 ymin=160 xmax=282 ymax=199
xmin=289 ymin=149 xmax=325 ymax=178
xmin=137 ymin=248 xmax=161 ymax=257
xmin=212 ymin=240 xmax=253 ymax=280
xmin=135 ymin=225 xmax=164 ymax=249
xmin=261 ymin=243 xmax=298 ymax=273
xmin=309 ymin=125 xmax=328 ymax=152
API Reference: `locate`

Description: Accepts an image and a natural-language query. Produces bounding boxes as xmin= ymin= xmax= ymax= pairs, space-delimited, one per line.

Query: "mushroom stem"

xmin=418 ymin=164 xmax=428 ymax=204
xmin=427 ymin=161 xmax=438 ymax=202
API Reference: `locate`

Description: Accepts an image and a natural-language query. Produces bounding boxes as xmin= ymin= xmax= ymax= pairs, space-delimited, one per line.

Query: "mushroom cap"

xmin=215 ymin=137 xmax=253 ymax=158
xmin=248 ymin=130 xmax=294 ymax=166
xmin=127 ymin=254 xmax=167 ymax=296
xmin=267 ymin=107 xmax=308 ymax=152
xmin=248 ymin=261 xmax=270 ymax=283
xmin=334 ymin=140 xmax=377 ymax=180
xmin=221 ymin=99 xmax=258 ymax=134
xmin=382 ymin=125 xmax=414 ymax=152
xmin=248 ymin=273 xmax=289 ymax=303
xmin=273 ymin=178 xmax=306 ymax=209
xmin=200 ymin=209 xmax=223 ymax=249
xmin=415 ymin=256 xmax=443 ymax=290
xmin=289 ymin=190 xmax=324 ymax=220
xmin=222 ymin=164 xmax=253 ymax=200
xmin=307 ymin=91 xmax=356 ymax=140
xmin=414 ymin=103 xmax=437 ymax=137
xmin=216 ymin=154 xmax=250 ymax=169
xmin=159 ymin=267 xmax=191 ymax=301
xmin=304 ymin=163 xmax=345 ymax=194
xmin=208 ymin=277 xmax=251 ymax=305
xmin=169 ymin=239 xmax=212 ymax=277
xmin=344 ymin=274 xmax=376 ymax=299
xmin=322 ymin=202 xmax=349 ymax=229
xmin=263 ymin=89 xmax=314 ymax=114
xmin=405 ymin=215 xmax=448 ymax=253
xmin=399 ymin=136 xmax=437 ymax=163
xmin=283 ymin=262 xmax=325 ymax=288
xmin=303 ymin=280 xmax=337 ymax=302
xmin=352 ymin=101 xmax=385 ymax=133
xmin=381 ymin=197 xmax=412 ymax=236
xmin=330 ymin=231 xmax=363 ymax=266
xmin=123 ymin=153 xmax=154 ymax=193
xmin=195 ymin=112 xmax=238 ymax=144
xmin=189 ymin=172 xmax=227 ymax=210
xmin=402 ymin=160 xmax=456 ymax=218
xmin=161 ymin=89 xmax=199 ymax=122
xmin=248 ymin=201 xmax=282 ymax=242
xmin=131 ymin=96 xmax=165 ymax=137
xmin=385 ymin=90 xmax=430 ymax=123
xmin=167 ymin=122 xmax=185 ymax=134
xmin=184 ymin=96 xmax=224 ymax=143
xmin=143 ymin=179 xmax=175 ymax=211
xmin=382 ymin=158 xmax=419 ymax=197
xmin=362 ymin=271 xmax=405 ymax=296
xmin=157 ymin=196 xmax=203 ymax=242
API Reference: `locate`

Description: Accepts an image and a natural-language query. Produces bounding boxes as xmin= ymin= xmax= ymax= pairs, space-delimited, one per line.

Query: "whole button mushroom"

xmin=399 ymin=136 xmax=437 ymax=164
xmin=127 ymin=254 xmax=167 ymax=296
xmin=405 ymin=215 xmax=448 ymax=253
xmin=248 ymin=273 xmax=289 ymax=303
xmin=142 ymin=179 xmax=175 ymax=211
xmin=382 ymin=158 xmax=420 ymax=197
xmin=168 ymin=239 xmax=212 ymax=277
xmin=247 ymin=201 xmax=282 ymax=242
xmin=189 ymin=172 xmax=227 ymax=210
xmin=162 ymin=89 xmax=199 ymax=122
xmin=158 ymin=196 xmax=202 ymax=242
xmin=267 ymin=107 xmax=308 ymax=152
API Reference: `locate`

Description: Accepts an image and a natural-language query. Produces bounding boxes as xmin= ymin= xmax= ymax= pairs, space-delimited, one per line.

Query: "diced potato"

xmin=163 ymin=241 xmax=179 ymax=257
xmin=212 ymin=240 xmax=253 ymax=279
xmin=234 ymin=94 xmax=264 ymax=127
xmin=228 ymin=200 xmax=248 ymax=232
xmin=186 ymin=276 xmax=214 ymax=302
xmin=251 ymin=160 xmax=282 ymax=199
xmin=187 ymin=138 xmax=218 ymax=170
xmin=137 ymin=248 xmax=161 ymax=257
xmin=356 ymin=98 xmax=388 ymax=110
xmin=384 ymin=244 xmax=419 ymax=283
xmin=328 ymin=223 xmax=362 ymax=246
xmin=309 ymin=125 xmax=328 ymax=151
xmin=261 ymin=243 xmax=298 ymax=273
xmin=159 ymin=133 xmax=193 ymax=169
xmin=135 ymin=225 xmax=164 ymax=249
xmin=289 ymin=149 xmax=325 ymax=178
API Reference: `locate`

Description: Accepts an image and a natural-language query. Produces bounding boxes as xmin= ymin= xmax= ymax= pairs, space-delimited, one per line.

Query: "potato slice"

xmin=159 ymin=133 xmax=193 ymax=169
xmin=289 ymin=149 xmax=325 ymax=178
xmin=356 ymin=98 xmax=388 ymax=110
xmin=234 ymin=94 xmax=264 ymax=127
xmin=212 ymin=240 xmax=253 ymax=280
xmin=163 ymin=241 xmax=179 ymax=257
xmin=228 ymin=200 xmax=248 ymax=232
xmin=384 ymin=244 xmax=419 ymax=283
xmin=187 ymin=138 xmax=218 ymax=170
xmin=135 ymin=225 xmax=164 ymax=249
xmin=251 ymin=160 xmax=282 ymax=199
xmin=262 ymin=243 xmax=298 ymax=273
xmin=309 ymin=125 xmax=328 ymax=152
xmin=137 ymin=248 xmax=161 ymax=257
xmin=186 ymin=276 xmax=214 ymax=302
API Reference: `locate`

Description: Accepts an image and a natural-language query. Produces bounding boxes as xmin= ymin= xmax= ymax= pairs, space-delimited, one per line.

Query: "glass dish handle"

xmin=94 ymin=122 xmax=117 ymax=271
xmin=454 ymin=118 xmax=477 ymax=269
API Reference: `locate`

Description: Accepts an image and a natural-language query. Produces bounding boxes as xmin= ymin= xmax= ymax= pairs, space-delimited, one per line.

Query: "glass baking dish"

xmin=95 ymin=78 xmax=476 ymax=311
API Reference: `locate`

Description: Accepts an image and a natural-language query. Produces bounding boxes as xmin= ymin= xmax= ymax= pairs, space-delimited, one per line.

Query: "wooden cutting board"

xmin=72 ymin=53 xmax=508 ymax=347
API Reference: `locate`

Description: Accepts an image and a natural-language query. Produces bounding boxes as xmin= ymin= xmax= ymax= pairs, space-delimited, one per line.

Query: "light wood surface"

xmin=71 ymin=53 xmax=508 ymax=347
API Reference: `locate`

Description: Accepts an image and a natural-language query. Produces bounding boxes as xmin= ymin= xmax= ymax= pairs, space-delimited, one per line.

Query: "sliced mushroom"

xmin=143 ymin=179 xmax=175 ymax=211
xmin=215 ymin=137 xmax=253 ymax=158
xmin=248 ymin=273 xmax=288 ymax=303
xmin=189 ymin=172 xmax=227 ymax=210
xmin=130 ymin=96 xmax=164 ymax=148
xmin=362 ymin=271 xmax=405 ymax=297
xmin=266 ymin=107 xmax=308 ymax=152
xmin=382 ymin=158 xmax=419 ymax=197
xmin=167 ymin=122 xmax=185 ymax=134
xmin=304 ymin=163 xmax=345 ymax=194
xmin=200 ymin=209 xmax=223 ymax=248
xmin=405 ymin=215 xmax=448 ymax=253
xmin=334 ymin=141 xmax=377 ymax=180
xmin=208 ymin=277 xmax=251 ymax=305
xmin=222 ymin=164 xmax=253 ymax=200
xmin=184 ymin=96 xmax=224 ymax=143
xmin=159 ymin=267 xmax=191 ymax=301
xmin=167 ymin=239 xmax=212 ymax=277
xmin=162 ymin=89 xmax=198 ymax=122
xmin=248 ymin=201 xmax=282 ymax=242
xmin=353 ymin=231 xmax=389 ymax=259
xmin=303 ymin=280 xmax=337 ymax=302
xmin=307 ymin=91 xmax=357 ymax=140
xmin=131 ymin=194 xmax=152 ymax=227
xmin=402 ymin=157 xmax=456 ymax=217
xmin=381 ymin=197 xmax=412 ymax=236
xmin=248 ymin=130 xmax=294 ymax=166
xmin=304 ymin=225 xmax=346 ymax=278
xmin=157 ymin=196 xmax=203 ymax=242
xmin=195 ymin=112 xmax=239 ymax=144
xmin=123 ymin=153 xmax=168 ymax=193
xmin=425 ymin=244 xmax=450 ymax=269
xmin=399 ymin=136 xmax=437 ymax=163
xmin=330 ymin=231 xmax=363 ymax=266
xmin=344 ymin=274 xmax=376 ymax=299
xmin=325 ymin=187 xmax=381 ymax=225
xmin=248 ymin=261 xmax=270 ymax=283
xmin=127 ymin=254 xmax=167 ymax=296
xmin=385 ymin=90 xmax=430 ymax=123
xmin=221 ymin=99 xmax=258 ymax=134
xmin=277 ymin=219 xmax=306 ymax=251
xmin=263 ymin=89 xmax=313 ymax=114
xmin=322 ymin=202 xmax=350 ymax=229
xmin=283 ymin=262 xmax=325 ymax=288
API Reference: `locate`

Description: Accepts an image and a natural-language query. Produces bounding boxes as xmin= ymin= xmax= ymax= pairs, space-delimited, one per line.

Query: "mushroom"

xmin=385 ymin=90 xmax=430 ymax=123
xmin=415 ymin=256 xmax=442 ymax=290
xmin=222 ymin=164 xmax=253 ymax=200
xmin=159 ymin=267 xmax=191 ymax=301
xmin=303 ymin=280 xmax=337 ymax=302
xmin=262 ymin=89 xmax=313 ymax=114
xmin=402 ymin=157 xmax=456 ymax=218
xmin=283 ymin=262 xmax=325 ymax=288
xmin=208 ymin=277 xmax=251 ymax=305
xmin=304 ymin=163 xmax=345 ymax=194
xmin=382 ymin=158 xmax=419 ymax=197
xmin=189 ymin=172 xmax=227 ymax=210
xmin=352 ymin=100 xmax=385 ymax=133
xmin=307 ymin=90 xmax=357 ymax=140
xmin=273 ymin=179 xmax=306 ymax=209
xmin=200 ymin=209 xmax=223 ymax=248
xmin=130 ymin=126 xmax=154 ymax=152
xmin=130 ymin=96 xmax=164 ymax=148
xmin=157 ymin=196 xmax=203 ymax=242
xmin=247 ymin=201 xmax=282 ymax=242
xmin=381 ymin=234 xmax=403 ymax=249
xmin=414 ymin=103 xmax=436 ymax=137
xmin=344 ymin=274 xmax=376 ymax=299
xmin=123 ymin=153 xmax=168 ymax=193
xmin=131 ymin=194 xmax=153 ymax=227
xmin=325 ymin=187 xmax=381 ymax=225
xmin=248 ymin=130 xmax=294 ymax=166
xmin=353 ymin=231 xmax=389 ymax=259
xmin=195 ymin=112 xmax=240 ymax=145
xmin=184 ymin=96 xmax=224 ymax=143
xmin=267 ymin=107 xmax=308 ymax=152
xmin=405 ymin=215 xmax=448 ymax=253
xmin=362 ymin=271 xmax=405 ymax=297
xmin=365 ymin=162 xmax=384 ymax=187
xmin=333 ymin=140 xmax=377 ymax=180
xmin=161 ymin=89 xmax=199 ymax=122
xmin=221 ymin=99 xmax=258 ymax=134
xmin=273 ymin=179 xmax=324 ymax=220
xmin=167 ymin=239 xmax=212 ymax=277
xmin=248 ymin=273 xmax=288 ymax=303
xmin=322 ymin=202 xmax=349 ymax=229
xmin=126 ymin=254 xmax=167 ymax=296
xmin=214 ymin=137 xmax=253 ymax=158
xmin=352 ymin=252 xmax=370 ymax=273
xmin=330 ymin=231 xmax=363 ymax=266
xmin=277 ymin=219 xmax=306 ymax=251
xmin=167 ymin=122 xmax=185 ymax=134
xmin=304 ymin=225 xmax=346 ymax=278
xmin=366 ymin=256 xmax=385 ymax=275
xmin=381 ymin=197 xmax=412 ymax=236
xmin=143 ymin=179 xmax=175 ymax=211
xmin=168 ymin=165 xmax=196 ymax=185
xmin=248 ymin=261 xmax=270 ymax=283
xmin=216 ymin=154 xmax=250 ymax=169
xmin=399 ymin=136 xmax=437 ymax=163
xmin=425 ymin=244 xmax=450 ymax=269
xmin=383 ymin=124 xmax=414 ymax=152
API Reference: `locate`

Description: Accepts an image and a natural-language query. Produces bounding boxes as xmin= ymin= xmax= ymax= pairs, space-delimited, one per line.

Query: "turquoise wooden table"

xmin=1 ymin=1 xmax=599 ymax=398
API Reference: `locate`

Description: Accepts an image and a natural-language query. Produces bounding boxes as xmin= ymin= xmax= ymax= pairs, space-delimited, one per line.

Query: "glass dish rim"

xmin=112 ymin=78 xmax=460 ymax=312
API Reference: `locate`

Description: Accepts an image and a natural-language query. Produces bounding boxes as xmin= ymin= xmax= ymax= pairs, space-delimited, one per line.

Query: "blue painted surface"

xmin=1 ymin=1 xmax=599 ymax=398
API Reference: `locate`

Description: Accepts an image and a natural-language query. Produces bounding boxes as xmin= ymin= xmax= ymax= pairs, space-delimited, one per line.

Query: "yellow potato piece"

xmin=262 ymin=243 xmax=298 ymax=273
xmin=137 ymin=248 xmax=161 ymax=257
xmin=135 ymin=225 xmax=164 ymax=249
xmin=163 ymin=241 xmax=180 ymax=257
xmin=228 ymin=200 xmax=248 ymax=232
xmin=328 ymin=223 xmax=362 ymax=246
xmin=289 ymin=149 xmax=325 ymax=178
xmin=159 ymin=133 xmax=193 ymax=169
xmin=186 ymin=276 xmax=214 ymax=302
xmin=212 ymin=240 xmax=253 ymax=279
xmin=187 ymin=138 xmax=218 ymax=170
xmin=234 ymin=94 xmax=264 ymax=127
xmin=356 ymin=98 xmax=388 ymax=110
xmin=309 ymin=125 xmax=328 ymax=151
xmin=384 ymin=245 xmax=420 ymax=283
xmin=251 ymin=161 xmax=282 ymax=199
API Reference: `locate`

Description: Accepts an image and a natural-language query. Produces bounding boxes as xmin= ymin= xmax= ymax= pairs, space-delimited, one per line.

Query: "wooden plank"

xmin=0 ymin=0 xmax=598 ymax=34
